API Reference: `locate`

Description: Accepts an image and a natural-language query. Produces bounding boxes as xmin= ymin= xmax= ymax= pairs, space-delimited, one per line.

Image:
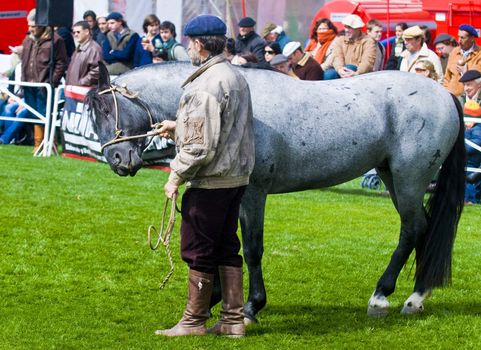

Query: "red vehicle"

xmin=311 ymin=0 xmax=481 ymax=46
xmin=0 ymin=0 xmax=36 ymax=54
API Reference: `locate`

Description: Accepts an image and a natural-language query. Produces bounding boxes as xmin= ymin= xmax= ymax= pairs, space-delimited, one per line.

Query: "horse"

xmin=86 ymin=60 xmax=465 ymax=322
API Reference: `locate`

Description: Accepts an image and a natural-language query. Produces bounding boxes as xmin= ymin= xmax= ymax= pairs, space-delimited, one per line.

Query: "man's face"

xmin=84 ymin=15 xmax=96 ymax=29
xmin=368 ymin=25 xmax=383 ymax=41
xmin=435 ymin=42 xmax=453 ymax=56
xmin=345 ymin=26 xmax=361 ymax=40
xmin=97 ymin=17 xmax=108 ymax=33
xmin=73 ymin=25 xmax=90 ymax=45
xmin=147 ymin=22 xmax=160 ymax=36
xmin=239 ymin=26 xmax=253 ymax=36
xmin=404 ymin=37 xmax=422 ymax=53
xmin=265 ymin=32 xmax=277 ymax=42
xmin=464 ymin=79 xmax=481 ymax=99
xmin=160 ymin=29 xmax=173 ymax=42
xmin=274 ymin=62 xmax=289 ymax=74
xmin=108 ymin=19 xmax=123 ymax=33
xmin=458 ymin=30 xmax=475 ymax=51
xmin=287 ymin=49 xmax=301 ymax=66
xmin=27 ymin=20 xmax=45 ymax=38
xmin=187 ymin=38 xmax=202 ymax=66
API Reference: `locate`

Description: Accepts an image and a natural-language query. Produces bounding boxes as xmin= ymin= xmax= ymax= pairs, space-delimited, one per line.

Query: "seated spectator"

xmin=235 ymin=17 xmax=266 ymax=63
xmin=152 ymin=48 xmax=169 ymax=63
xmin=444 ymin=24 xmax=481 ymax=97
xmin=433 ymin=33 xmax=457 ymax=74
xmin=386 ymin=22 xmax=407 ymax=70
xmin=366 ymin=19 xmax=385 ymax=71
xmin=399 ymin=25 xmax=443 ymax=83
xmin=283 ymin=41 xmax=323 ymax=80
xmin=66 ymin=21 xmax=103 ymax=86
xmin=0 ymin=97 xmax=30 ymax=145
xmin=304 ymin=18 xmax=338 ymax=71
xmin=261 ymin=21 xmax=291 ymax=50
xmin=102 ymin=12 xmax=139 ymax=75
xmin=413 ymin=59 xmax=438 ymax=81
xmin=327 ymin=14 xmax=377 ymax=79
xmin=459 ymin=70 xmax=481 ymax=203
xmin=224 ymin=38 xmax=236 ymax=61
xmin=96 ymin=15 xmax=108 ymax=47
xmin=83 ymin=10 xmax=100 ymax=43
xmin=270 ymin=54 xmax=298 ymax=78
xmin=264 ymin=42 xmax=281 ymax=63
xmin=156 ymin=21 xmax=189 ymax=62
xmin=134 ymin=14 xmax=161 ymax=67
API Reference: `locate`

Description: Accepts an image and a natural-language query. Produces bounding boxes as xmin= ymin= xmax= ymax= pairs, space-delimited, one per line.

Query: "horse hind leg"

xmin=239 ymin=185 xmax=268 ymax=324
xmin=367 ymin=168 xmax=428 ymax=316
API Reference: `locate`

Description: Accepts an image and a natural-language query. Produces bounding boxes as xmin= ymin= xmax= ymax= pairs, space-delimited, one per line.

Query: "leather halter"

xmin=97 ymin=84 xmax=162 ymax=152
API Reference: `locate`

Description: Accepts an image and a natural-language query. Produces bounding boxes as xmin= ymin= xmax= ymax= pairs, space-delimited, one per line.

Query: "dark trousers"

xmin=180 ymin=186 xmax=246 ymax=274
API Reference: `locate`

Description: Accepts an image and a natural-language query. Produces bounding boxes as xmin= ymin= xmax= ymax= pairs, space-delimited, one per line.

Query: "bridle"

xmin=98 ymin=83 xmax=163 ymax=152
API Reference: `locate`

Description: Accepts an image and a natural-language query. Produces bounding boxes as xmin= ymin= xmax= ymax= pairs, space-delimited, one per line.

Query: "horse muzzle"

xmin=107 ymin=147 xmax=143 ymax=177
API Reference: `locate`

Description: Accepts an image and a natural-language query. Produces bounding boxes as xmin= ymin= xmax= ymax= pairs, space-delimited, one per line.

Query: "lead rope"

xmin=147 ymin=193 xmax=179 ymax=289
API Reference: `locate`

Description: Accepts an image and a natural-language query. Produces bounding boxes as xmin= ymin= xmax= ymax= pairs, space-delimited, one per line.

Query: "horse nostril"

xmin=113 ymin=152 xmax=122 ymax=165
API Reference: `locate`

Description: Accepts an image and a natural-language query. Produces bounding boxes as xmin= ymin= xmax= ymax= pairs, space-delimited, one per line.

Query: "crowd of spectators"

xmin=1 ymin=9 xmax=481 ymax=202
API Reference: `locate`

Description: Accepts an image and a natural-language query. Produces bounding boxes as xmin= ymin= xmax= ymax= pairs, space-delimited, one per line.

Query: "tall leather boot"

xmin=155 ymin=269 xmax=213 ymax=336
xmin=33 ymin=125 xmax=44 ymax=153
xmin=208 ymin=266 xmax=245 ymax=337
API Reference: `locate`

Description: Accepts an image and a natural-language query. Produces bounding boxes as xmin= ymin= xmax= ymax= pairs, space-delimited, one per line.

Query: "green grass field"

xmin=2 ymin=145 xmax=481 ymax=349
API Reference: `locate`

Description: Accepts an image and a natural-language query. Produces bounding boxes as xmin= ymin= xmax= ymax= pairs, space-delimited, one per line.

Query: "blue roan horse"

xmin=87 ymin=61 xmax=465 ymax=321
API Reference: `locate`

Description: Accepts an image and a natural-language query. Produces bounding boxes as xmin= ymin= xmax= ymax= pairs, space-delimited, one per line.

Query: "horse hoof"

xmin=367 ymin=293 xmax=389 ymax=317
xmin=401 ymin=301 xmax=424 ymax=315
xmin=244 ymin=316 xmax=257 ymax=325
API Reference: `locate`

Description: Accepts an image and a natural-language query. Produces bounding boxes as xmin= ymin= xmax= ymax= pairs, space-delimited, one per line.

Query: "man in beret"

xmin=283 ymin=41 xmax=323 ymax=80
xmin=444 ymin=24 xmax=481 ymax=96
xmin=155 ymin=15 xmax=255 ymax=338
xmin=235 ymin=16 xmax=266 ymax=62
xmin=399 ymin=25 xmax=443 ymax=83
xmin=102 ymin=12 xmax=139 ymax=75
xmin=459 ymin=70 xmax=481 ymax=203
xmin=433 ymin=33 xmax=457 ymax=73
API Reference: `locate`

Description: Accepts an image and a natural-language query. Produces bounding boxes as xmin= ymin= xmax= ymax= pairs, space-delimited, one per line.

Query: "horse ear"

xmin=98 ymin=61 xmax=110 ymax=90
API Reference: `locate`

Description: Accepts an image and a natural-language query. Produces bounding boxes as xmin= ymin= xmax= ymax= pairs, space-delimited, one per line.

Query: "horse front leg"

xmin=239 ymin=185 xmax=268 ymax=324
xmin=401 ymin=281 xmax=432 ymax=315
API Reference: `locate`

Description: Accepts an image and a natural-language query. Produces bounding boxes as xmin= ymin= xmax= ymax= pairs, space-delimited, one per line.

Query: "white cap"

xmin=342 ymin=14 xmax=364 ymax=29
xmin=282 ymin=41 xmax=301 ymax=57
xmin=272 ymin=25 xmax=283 ymax=34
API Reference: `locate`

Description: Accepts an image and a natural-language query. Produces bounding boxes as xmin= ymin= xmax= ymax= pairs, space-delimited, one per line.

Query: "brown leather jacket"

xmin=21 ymin=29 xmax=68 ymax=86
xmin=66 ymin=39 xmax=103 ymax=86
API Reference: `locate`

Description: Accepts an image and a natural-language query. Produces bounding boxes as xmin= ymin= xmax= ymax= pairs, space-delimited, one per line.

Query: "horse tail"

xmin=416 ymin=94 xmax=466 ymax=288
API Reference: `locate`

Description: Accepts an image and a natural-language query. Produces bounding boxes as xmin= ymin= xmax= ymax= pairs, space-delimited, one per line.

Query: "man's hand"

xmin=164 ymin=180 xmax=179 ymax=199
xmin=339 ymin=67 xmax=356 ymax=78
xmin=158 ymin=120 xmax=176 ymax=139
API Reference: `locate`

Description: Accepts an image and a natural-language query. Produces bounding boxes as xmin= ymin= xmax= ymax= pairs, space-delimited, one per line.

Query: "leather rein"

xmin=98 ymin=84 xmax=163 ymax=152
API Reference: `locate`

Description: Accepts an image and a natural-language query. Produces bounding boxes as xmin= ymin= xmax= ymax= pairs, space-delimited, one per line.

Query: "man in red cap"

xmin=444 ymin=24 xmax=481 ymax=96
xmin=155 ymin=14 xmax=255 ymax=338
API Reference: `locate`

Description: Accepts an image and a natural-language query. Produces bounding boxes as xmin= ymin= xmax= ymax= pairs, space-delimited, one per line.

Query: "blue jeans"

xmin=0 ymin=103 xmax=30 ymax=144
xmin=323 ymin=64 xmax=358 ymax=80
xmin=23 ymin=86 xmax=47 ymax=122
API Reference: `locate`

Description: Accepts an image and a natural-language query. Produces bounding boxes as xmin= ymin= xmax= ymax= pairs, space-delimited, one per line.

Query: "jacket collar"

xmin=181 ymin=54 xmax=226 ymax=88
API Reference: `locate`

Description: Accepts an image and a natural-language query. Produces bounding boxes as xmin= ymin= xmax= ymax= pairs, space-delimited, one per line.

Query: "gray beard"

xmin=189 ymin=50 xmax=202 ymax=66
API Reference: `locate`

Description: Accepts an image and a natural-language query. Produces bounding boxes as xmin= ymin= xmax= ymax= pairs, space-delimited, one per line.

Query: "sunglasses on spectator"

xmin=264 ymin=50 xmax=275 ymax=54
xmin=414 ymin=68 xmax=426 ymax=72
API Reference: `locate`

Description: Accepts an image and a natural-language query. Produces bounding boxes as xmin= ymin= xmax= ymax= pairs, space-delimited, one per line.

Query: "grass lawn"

xmin=1 ymin=145 xmax=481 ymax=349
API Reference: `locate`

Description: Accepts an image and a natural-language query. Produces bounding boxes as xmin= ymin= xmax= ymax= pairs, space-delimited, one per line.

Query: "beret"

xmin=184 ymin=15 xmax=226 ymax=37
xmin=106 ymin=12 xmax=123 ymax=21
xmin=261 ymin=22 xmax=277 ymax=38
xmin=402 ymin=25 xmax=424 ymax=39
xmin=433 ymin=33 xmax=455 ymax=45
xmin=238 ymin=17 xmax=256 ymax=27
xmin=282 ymin=41 xmax=301 ymax=57
xmin=270 ymin=54 xmax=288 ymax=66
xmin=459 ymin=24 xmax=479 ymax=38
xmin=459 ymin=70 xmax=481 ymax=83
xmin=342 ymin=14 xmax=364 ymax=29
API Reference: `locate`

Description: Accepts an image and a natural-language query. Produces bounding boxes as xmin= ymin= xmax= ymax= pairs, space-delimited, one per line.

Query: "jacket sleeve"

xmin=110 ymin=33 xmax=139 ymax=62
xmin=79 ymin=45 xmax=103 ymax=86
xmin=168 ymin=91 xmax=222 ymax=186
xmin=331 ymin=39 xmax=345 ymax=71
xmin=102 ymin=38 xmax=114 ymax=63
xmin=356 ymin=38 xmax=378 ymax=74
xmin=53 ymin=37 xmax=68 ymax=85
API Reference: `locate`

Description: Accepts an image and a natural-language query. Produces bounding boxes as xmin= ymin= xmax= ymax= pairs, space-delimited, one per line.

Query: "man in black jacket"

xmin=235 ymin=17 xmax=266 ymax=63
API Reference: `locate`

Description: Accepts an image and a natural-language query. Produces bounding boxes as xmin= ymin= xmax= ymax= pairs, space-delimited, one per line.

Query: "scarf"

xmin=313 ymin=30 xmax=336 ymax=64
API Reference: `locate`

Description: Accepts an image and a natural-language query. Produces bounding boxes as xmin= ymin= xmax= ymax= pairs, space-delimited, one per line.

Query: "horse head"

xmin=87 ymin=62 xmax=153 ymax=176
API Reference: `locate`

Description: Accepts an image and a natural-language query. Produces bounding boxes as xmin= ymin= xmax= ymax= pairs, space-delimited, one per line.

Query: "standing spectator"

xmin=399 ymin=25 xmax=443 ymax=83
xmin=155 ymin=14 xmax=255 ymax=338
xmin=157 ymin=21 xmax=189 ymax=61
xmin=433 ymin=33 xmax=458 ymax=74
xmin=366 ymin=19 xmax=385 ymax=71
xmin=96 ymin=15 xmax=108 ymax=47
xmin=21 ymin=9 xmax=68 ymax=152
xmin=283 ymin=41 xmax=323 ymax=80
xmin=304 ymin=18 xmax=338 ymax=71
xmin=328 ymin=14 xmax=377 ymax=79
xmin=263 ymin=42 xmax=281 ymax=63
xmin=83 ymin=10 xmax=100 ymax=43
xmin=133 ymin=14 xmax=161 ymax=67
xmin=444 ymin=24 xmax=481 ymax=96
xmin=458 ymin=70 xmax=481 ymax=203
xmin=386 ymin=22 xmax=407 ymax=70
xmin=102 ymin=12 xmax=139 ymax=75
xmin=235 ymin=17 xmax=266 ymax=63
xmin=261 ymin=21 xmax=291 ymax=50
xmin=66 ymin=21 xmax=102 ymax=86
